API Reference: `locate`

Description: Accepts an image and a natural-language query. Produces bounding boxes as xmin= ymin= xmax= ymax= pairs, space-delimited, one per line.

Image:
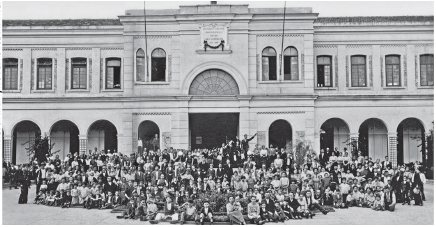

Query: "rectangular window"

xmin=420 ymin=55 xmax=434 ymax=86
xmin=386 ymin=56 xmax=400 ymax=86
xmin=71 ymin=58 xmax=87 ymax=89
xmin=136 ymin=56 xmax=145 ymax=82
xmin=37 ymin=58 xmax=52 ymax=90
xmin=3 ymin=58 xmax=18 ymax=90
xmin=351 ymin=56 xmax=366 ymax=87
xmin=106 ymin=58 xmax=121 ymax=89
xmin=317 ymin=56 xmax=332 ymax=87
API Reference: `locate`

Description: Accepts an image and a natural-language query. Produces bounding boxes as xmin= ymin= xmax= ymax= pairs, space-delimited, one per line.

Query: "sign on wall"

xmin=196 ymin=136 xmax=202 ymax=144
xmin=199 ymin=23 xmax=229 ymax=48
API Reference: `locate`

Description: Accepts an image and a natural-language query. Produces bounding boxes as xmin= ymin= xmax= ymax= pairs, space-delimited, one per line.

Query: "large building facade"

xmin=2 ymin=4 xmax=434 ymax=167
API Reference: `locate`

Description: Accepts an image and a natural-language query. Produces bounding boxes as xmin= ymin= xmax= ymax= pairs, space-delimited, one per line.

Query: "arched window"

xmin=71 ymin=57 xmax=86 ymax=89
xmin=420 ymin=54 xmax=434 ymax=86
xmin=3 ymin=58 xmax=18 ymax=90
xmin=151 ymin=48 xmax=166 ymax=82
xmin=262 ymin=47 xmax=277 ymax=81
xmin=317 ymin=56 xmax=332 ymax=87
xmin=351 ymin=55 xmax=366 ymax=87
xmin=136 ymin=49 xmax=145 ymax=82
xmin=385 ymin=55 xmax=401 ymax=86
xmin=284 ymin=47 xmax=298 ymax=80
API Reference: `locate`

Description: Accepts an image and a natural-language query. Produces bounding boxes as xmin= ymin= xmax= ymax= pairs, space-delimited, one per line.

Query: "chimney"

xmin=211 ymin=1 xmax=217 ymax=4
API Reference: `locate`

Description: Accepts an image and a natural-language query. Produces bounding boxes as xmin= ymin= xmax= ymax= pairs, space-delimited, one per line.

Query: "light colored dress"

xmin=226 ymin=203 xmax=245 ymax=224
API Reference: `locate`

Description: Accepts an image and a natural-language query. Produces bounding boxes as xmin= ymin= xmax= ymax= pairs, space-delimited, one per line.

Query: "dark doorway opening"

xmin=189 ymin=113 xmax=239 ymax=150
xmin=269 ymin=120 xmax=292 ymax=150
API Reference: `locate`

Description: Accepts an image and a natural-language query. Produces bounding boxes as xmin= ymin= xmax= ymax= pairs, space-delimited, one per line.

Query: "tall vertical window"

xmin=351 ymin=56 xmax=366 ymax=87
xmin=37 ymin=58 xmax=52 ymax=90
xmin=151 ymin=48 xmax=166 ymax=82
xmin=385 ymin=55 xmax=401 ymax=86
xmin=420 ymin=54 xmax=434 ymax=86
xmin=284 ymin=47 xmax=299 ymax=80
xmin=262 ymin=47 xmax=277 ymax=81
xmin=3 ymin=58 xmax=18 ymax=90
xmin=71 ymin=58 xmax=87 ymax=89
xmin=317 ymin=56 xmax=332 ymax=87
xmin=106 ymin=58 xmax=121 ymax=89
xmin=136 ymin=49 xmax=145 ymax=82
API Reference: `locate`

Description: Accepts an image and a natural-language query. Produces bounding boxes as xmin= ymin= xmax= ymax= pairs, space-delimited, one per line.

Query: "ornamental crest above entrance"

xmin=199 ymin=23 xmax=229 ymax=50
xmin=189 ymin=69 xmax=239 ymax=95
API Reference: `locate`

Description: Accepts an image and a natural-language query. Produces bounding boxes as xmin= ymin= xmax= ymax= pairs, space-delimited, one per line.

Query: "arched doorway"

xmin=50 ymin=120 xmax=79 ymax=159
xmin=269 ymin=120 xmax=292 ymax=150
xmin=358 ymin=118 xmax=388 ymax=161
xmin=397 ymin=118 xmax=425 ymax=165
xmin=87 ymin=120 xmax=118 ymax=153
xmin=138 ymin=121 xmax=160 ymax=151
xmin=12 ymin=121 xmax=41 ymax=164
xmin=189 ymin=69 xmax=239 ymax=95
xmin=320 ymin=118 xmax=350 ymax=155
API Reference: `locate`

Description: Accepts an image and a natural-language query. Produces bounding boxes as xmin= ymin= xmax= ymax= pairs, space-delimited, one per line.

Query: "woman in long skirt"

xmin=226 ymin=196 xmax=246 ymax=225
xmin=18 ymin=172 xmax=30 ymax=204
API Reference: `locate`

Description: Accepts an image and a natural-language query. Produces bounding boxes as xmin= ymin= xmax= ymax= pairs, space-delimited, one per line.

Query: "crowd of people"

xmin=3 ymin=133 xmax=428 ymax=225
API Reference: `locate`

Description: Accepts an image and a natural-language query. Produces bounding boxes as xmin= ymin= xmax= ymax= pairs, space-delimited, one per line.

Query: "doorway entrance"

xmin=189 ymin=113 xmax=239 ymax=150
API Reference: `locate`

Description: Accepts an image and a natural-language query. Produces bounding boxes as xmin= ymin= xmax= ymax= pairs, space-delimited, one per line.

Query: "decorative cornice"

xmin=257 ymin=111 xmax=305 ymax=114
xmin=346 ymin=45 xmax=371 ymax=48
xmin=101 ymin=47 xmax=124 ymax=50
xmin=134 ymin=36 xmax=172 ymax=39
xmin=314 ymin=45 xmax=338 ymax=48
xmin=3 ymin=48 xmax=23 ymax=51
xmin=31 ymin=48 xmax=56 ymax=51
xmin=381 ymin=44 xmax=406 ymax=48
xmin=133 ymin=112 xmax=172 ymax=115
xmin=66 ymin=47 xmax=92 ymax=50
xmin=257 ymin=34 xmax=303 ymax=37
xmin=414 ymin=44 xmax=433 ymax=47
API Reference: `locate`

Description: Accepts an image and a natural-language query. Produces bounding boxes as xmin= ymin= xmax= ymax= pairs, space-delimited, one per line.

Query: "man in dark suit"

xmin=263 ymin=193 xmax=275 ymax=214
xmin=199 ymin=201 xmax=214 ymax=225
xmin=318 ymin=149 xmax=328 ymax=167
xmin=223 ymin=159 xmax=233 ymax=182
xmin=381 ymin=156 xmax=392 ymax=170
xmin=104 ymin=176 xmax=117 ymax=195
xmin=216 ymin=163 xmax=225 ymax=181
xmin=35 ymin=164 xmax=46 ymax=194
xmin=135 ymin=167 xmax=145 ymax=183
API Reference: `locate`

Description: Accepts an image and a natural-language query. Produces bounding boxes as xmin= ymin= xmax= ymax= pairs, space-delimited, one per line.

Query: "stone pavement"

xmin=2 ymin=183 xmax=434 ymax=225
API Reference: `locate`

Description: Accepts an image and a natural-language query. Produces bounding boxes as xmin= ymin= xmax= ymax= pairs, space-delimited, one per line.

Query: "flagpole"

xmin=143 ymin=2 xmax=148 ymax=81
xmin=280 ymin=1 xmax=286 ymax=76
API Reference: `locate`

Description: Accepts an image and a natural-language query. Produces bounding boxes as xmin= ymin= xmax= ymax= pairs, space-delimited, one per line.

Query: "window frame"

xmin=283 ymin=46 xmax=299 ymax=81
xmin=135 ymin=48 xmax=146 ymax=83
xmin=150 ymin=48 xmax=167 ymax=82
xmin=384 ymin=55 xmax=401 ymax=87
xmin=3 ymin=58 xmax=20 ymax=91
xmin=419 ymin=54 xmax=434 ymax=87
xmin=70 ymin=57 xmax=88 ymax=90
xmin=36 ymin=57 xmax=54 ymax=90
xmin=261 ymin=46 xmax=278 ymax=81
xmin=350 ymin=55 xmax=368 ymax=88
xmin=104 ymin=57 xmax=123 ymax=90
xmin=316 ymin=55 xmax=333 ymax=87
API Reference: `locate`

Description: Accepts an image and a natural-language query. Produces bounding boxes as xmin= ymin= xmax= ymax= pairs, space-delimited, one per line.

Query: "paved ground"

xmin=2 ymin=183 xmax=434 ymax=225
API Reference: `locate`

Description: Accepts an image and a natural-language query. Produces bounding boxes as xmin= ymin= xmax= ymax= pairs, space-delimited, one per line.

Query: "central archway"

xmin=189 ymin=69 xmax=239 ymax=95
xmin=269 ymin=120 xmax=292 ymax=150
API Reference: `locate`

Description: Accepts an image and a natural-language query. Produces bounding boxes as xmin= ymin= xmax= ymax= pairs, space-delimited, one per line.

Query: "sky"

xmin=2 ymin=1 xmax=434 ymax=20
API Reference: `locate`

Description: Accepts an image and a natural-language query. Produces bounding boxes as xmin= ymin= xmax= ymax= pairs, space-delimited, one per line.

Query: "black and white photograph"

xmin=2 ymin=0 xmax=434 ymax=225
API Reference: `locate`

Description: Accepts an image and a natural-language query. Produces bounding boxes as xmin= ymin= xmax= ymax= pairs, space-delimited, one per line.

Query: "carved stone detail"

xmin=134 ymin=36 xmax=172 ymax=39
xmin=257 ymin=34 xmax=303 ymax=37
xmin=415 ymin=55 xmax=419 ymax=87
xmin=89 ymin=58 xmax=92 ymax=89
xmin=31 ymin=48 xmax=56 ymax=51
xmin=132 ymin=112 xmax=172 ymax=115
xmin=3 ymin=48 xmax=23 ymax=51
xmin=168 ymin=55 xmax=172 ymax=82
xmin=404 ymin=56 xmax=407 ymax=86
xmin=334 ymin=55 xmax=338 ymax=87
xmin=257 ymin=111 xmax=305 ymax=114
xmin=65 ymin=59 xmax=69 ymax=90
xmin=346 ymin=56 xmax=349 ymax=87
xmin=369 ymin=55 xmax=373 ymax=87
xmin=20 ymin=59 xmax=23 ymax=90
xmin=256 ymin=54 xmax=260 ymax=81
xmin=54 ymin=59 xmax=57 ymax=89
xmin=301 ymin=54 xmax=305 ymax=81
xmin=314 ymin=45 xmax=338 ymax=48
xmin=381 ymin=57 xmax=384 ymax=87
xmin=346 ymin=45 xmax=371 ymax=48
xmin=100 ymin=58 xmax=104 ymax=90
xmin=66 ymin=47 xmax=91 ymax=50
xmin=31 ymin=59 xmax=35 ymax=90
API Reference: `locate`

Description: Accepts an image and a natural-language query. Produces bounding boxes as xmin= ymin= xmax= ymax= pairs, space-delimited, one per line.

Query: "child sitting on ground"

xmin=61 ymin=190 xmax=72 ymax=208
xmin=364 ymin=190 xmax=375 ymax=208
xmin=46 ymin=190 xmax=55 ymax=206
xmin=413 ymin=185 xmax=423 ymax=206
xmin=71 ymin=184 xmax=79 ymax=206
xmin=54 ymin=190 xmax=62 ymax=206
xmin=34 ymin=190 xmax=46 ymax=205
xmin=371 ymin=194 xmax=384 ymax=211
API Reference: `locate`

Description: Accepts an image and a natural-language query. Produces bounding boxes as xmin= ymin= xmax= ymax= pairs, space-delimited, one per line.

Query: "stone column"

xmin=56 ymin=48 xmax=66 ymax=94
xmin=388 ymin=132 xmax=398 ymax=168
xmin=172 ymin=97 xmax=189 ymax=149
xmin=3 ymin=136 xmax=12 ymax=163
xmin=123 ymin=36 xmax=134 ymax=96
xmin=122 ymin=110 xmax=133 ymax=154
xmin=22 ymin=48 xmax=32 ymax=94
xmin=91 ymin=48 xmax=101 ymax=94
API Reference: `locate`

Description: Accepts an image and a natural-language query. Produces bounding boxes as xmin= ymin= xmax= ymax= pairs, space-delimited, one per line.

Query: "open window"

xmin=151 ymin=48 xmax=166 ymax=82
xmin=262 ymin=47 xmax=277 ymax=81
xmin=3 ymin=58 xmax=18 ymax=90
xmin=317 ymin=56 xmax=332 ymax=87
xmin=385 ymin=55 xmax=401 ymax=87
xmin=284 ymin=47 xmax=299 ymax=80
xmin=106 ymin=58 xmax=121 ymax=89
